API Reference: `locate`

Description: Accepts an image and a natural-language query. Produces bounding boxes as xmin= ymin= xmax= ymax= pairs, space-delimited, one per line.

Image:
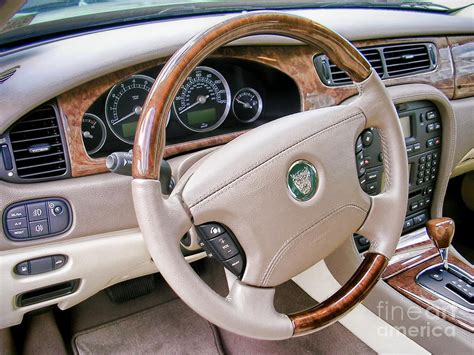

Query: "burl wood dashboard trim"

xmin=290 ymin=253 xmax=388 ymax=335
xmin=58 ymin=35 xmax=472 ymax=177
xmin=448 ymin=36 xmax=474 ymax=99
xmin=386 ymin=251 xmax=474 ymax=332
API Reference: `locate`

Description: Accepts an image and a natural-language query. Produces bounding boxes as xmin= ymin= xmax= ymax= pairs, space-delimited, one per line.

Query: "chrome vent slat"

xmin=8 ymin=105 xmax=68 ymax=180
xmin=314 ymin=42 xmax=436 ymax=86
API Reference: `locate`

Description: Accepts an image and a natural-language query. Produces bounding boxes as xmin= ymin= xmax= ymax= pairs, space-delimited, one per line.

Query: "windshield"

xmin=0 ymin=0 xmax=471 ymax=48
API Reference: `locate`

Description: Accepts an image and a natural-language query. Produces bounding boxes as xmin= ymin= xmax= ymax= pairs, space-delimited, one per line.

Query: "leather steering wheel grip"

xmin=132 ymin=12 xmax=407 ymax=339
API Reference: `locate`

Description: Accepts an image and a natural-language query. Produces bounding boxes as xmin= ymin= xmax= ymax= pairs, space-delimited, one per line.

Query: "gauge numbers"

xmin=173 ymin=66 xmax=231 ymax=133
xmin=105 ymin=74 xmax=155 ymax=144
xmin=81 ymin=113 xmax=107 ymax=155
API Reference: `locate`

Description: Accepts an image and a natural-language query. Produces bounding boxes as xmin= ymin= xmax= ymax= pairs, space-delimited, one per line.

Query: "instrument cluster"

xmin=81 ymin=59 xmax=300 ymax=158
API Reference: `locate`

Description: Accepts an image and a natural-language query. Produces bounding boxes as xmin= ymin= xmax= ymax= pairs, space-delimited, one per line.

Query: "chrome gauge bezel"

xmin=173 ymin=66 xmax=231 ymax=133
xmin=81 ymin=113 xmax=107 ymax=155
xmin=232 ymin=87 xmax=263 ymax=123
xmin=105 ymin=74 xmax=155 ymax=144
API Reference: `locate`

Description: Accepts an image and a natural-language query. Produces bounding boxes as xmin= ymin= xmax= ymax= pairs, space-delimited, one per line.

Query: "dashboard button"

xmin=6 ymin=205 xmax=26 ymax=219
xmin=47 ymin=200 xmax=69 ymax=234
xmin=29 ymin=220 xmax=48 ymax=237
xmin=15 ymin=262 xmax=29 ymax=275
xmin=29 ymin=257 xmax=53 ymax=275
xmin=27 ymin=202 xmax=47 ymax=222
xmin=6 ymin=217 xmax=27 ymax=230
xmin=9 ymin=228 xmax=29 ymax=239
xmin=53 ymin=255 xmax=67 ymax=270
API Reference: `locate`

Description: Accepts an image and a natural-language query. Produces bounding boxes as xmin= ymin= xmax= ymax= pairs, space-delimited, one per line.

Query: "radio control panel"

xmin=355 ymin=100 xmax=442 ymax=246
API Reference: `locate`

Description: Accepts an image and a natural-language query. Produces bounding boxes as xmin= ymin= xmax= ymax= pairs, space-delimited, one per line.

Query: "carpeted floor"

xmin=73 ymin=299 xmax=223 ymax=355
xmin=69 ymin=259 xmax=374 ymax=355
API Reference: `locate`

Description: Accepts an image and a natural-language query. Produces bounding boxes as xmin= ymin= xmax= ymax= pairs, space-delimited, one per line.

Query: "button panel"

xmin=197 ymin=223 xmax=245 ymax=278
xmin=3 ymin=198 xmax=72 ymax=241
xmin=14 ymin=255 xmax=67 ymax=276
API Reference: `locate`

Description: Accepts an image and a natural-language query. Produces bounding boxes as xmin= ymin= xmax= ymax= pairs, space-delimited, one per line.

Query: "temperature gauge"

xmin=81 ymin=113 xmax=107 ymax=155
xmin=232 ymin=88 xmax=263 ymax=123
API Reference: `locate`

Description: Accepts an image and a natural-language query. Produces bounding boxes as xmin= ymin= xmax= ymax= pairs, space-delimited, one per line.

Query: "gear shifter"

xmin=426 ymin=217 xmax=455 ymax=270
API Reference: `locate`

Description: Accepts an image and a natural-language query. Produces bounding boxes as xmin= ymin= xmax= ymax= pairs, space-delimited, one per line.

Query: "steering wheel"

xmin=131 ymin=12 xmax=408 ymax=339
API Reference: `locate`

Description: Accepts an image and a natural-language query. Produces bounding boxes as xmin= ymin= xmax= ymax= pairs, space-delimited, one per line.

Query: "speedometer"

xmin=173 ymin=66 xmax=231 ymax=132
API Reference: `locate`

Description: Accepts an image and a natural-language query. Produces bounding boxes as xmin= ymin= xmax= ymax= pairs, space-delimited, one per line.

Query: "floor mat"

xmin=73 ymin=299 xmax=222 ymax=355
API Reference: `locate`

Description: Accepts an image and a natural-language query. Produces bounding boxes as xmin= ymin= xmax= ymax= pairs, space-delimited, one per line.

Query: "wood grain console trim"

xmin=57 ymin=35 xmax=456 ymax=178
xmin=289 ymin=253 xmax=388 ymax=335
xmin=448 ymin=36 xmax=474 ymax=99
xmin=386 ymin=253 xmax=474 ymax=332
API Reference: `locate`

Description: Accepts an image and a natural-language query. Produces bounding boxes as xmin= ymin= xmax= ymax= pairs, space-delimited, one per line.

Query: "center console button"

xmin=27 ymin=202 xmax=47 ymax=222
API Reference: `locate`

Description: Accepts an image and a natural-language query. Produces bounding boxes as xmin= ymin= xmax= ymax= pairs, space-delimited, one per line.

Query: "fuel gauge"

xmin=232 ymin=88 xmax=263 ymax=123
xmin=82 ymin=113 xmax=107 ymax=155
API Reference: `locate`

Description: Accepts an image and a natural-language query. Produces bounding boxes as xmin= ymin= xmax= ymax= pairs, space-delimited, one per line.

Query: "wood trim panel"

xmin=58 ymin=36 xmax=455 ymax=177
xmin=386 ymin=253 xmax=474 ymax=332
xmin=448 ymin=36 xmax=474 ymax=99
xmin=289 ymin=253 xmax=388 ymax=335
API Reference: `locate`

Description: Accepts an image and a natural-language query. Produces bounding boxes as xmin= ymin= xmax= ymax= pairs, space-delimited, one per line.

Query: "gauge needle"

xmin=179 ymin=95 xmax=210 ymax=115
xmin=236 ymin=99 xmax=252 ymax=109
xmin=83 ymin=131 xmax=93 ymax=139
xmin=113 ymin=106 xmax=142 ymax=126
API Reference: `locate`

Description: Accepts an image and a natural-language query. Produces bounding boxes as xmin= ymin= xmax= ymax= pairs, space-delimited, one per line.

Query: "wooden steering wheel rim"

xmin=132 ymin=12 xmax=388 ymax=336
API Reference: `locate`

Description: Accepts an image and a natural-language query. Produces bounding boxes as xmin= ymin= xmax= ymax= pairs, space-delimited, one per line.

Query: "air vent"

xmin=383 ymin=44 xmax=433 ymax=77
xmin=8 ymin=104 xmax=69 ymax=180
xmin=314 ymin=43 xmax=436 ymax=86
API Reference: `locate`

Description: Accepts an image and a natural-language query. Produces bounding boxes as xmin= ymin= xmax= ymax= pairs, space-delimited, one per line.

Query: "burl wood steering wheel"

xmin=131 ymin=12 xmax=408 ymax=339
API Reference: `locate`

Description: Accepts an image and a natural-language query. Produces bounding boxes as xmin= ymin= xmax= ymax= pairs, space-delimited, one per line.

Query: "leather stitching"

xmin=260 ymin=203 xmax=367 ymax=286
xmin=190 ymin=111 xmax=365 ymax=209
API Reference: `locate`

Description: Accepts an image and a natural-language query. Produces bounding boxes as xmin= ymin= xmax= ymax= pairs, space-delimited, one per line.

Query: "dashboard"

xmin=0 ymin=8 xmax=473 ymax=340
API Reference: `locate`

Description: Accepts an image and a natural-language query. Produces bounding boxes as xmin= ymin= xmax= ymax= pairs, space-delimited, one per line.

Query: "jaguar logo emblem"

xmin=287 ymin=160 xmax=318 ymax=201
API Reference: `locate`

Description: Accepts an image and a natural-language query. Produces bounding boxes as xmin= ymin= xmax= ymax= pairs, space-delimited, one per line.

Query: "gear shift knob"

xmin=426 ymin=217 xmax=455 ymax=269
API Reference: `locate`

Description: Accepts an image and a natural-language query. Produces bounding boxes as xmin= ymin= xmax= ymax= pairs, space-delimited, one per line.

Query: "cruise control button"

xmin=199 ymin=223 xmax=225 ymax=240
xmin=29 ymin=220 xmax=49 ymax=237
xmin=27 ymin=202 xmax=47 ymax=222
xmin=223 ymin=255 xmax=244 ymax=276
xmin=355 ymin=137 xmax=363 ymax=153
xmin=6 ymin=217 xmax=27 ymax=230
xmin=6 ymin=205 xmax=26 ymax=219
xmin=209 ymin=233 xmax=239 ymax=259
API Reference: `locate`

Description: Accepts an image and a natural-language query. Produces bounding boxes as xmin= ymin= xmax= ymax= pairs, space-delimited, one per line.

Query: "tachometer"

xmin=173 ymin=66 xmax=231 ymax=132
xmin=105 ymin=74 xmax=155 ymax=144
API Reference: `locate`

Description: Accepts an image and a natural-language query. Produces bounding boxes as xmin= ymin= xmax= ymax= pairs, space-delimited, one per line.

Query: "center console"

xmin=354 ymin=100 xmax=442 ymax=251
